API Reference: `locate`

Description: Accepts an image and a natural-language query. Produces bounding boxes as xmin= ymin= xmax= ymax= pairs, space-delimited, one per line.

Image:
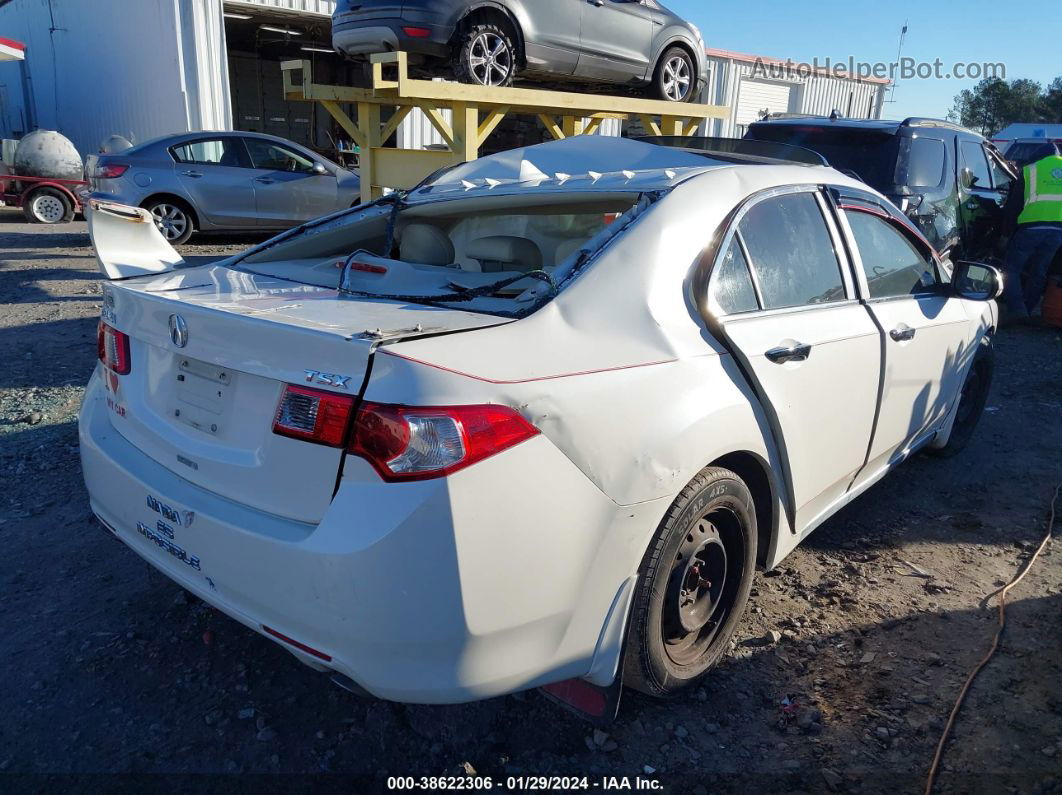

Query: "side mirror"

xmin=312 ymin=162 xmax=328 ymax=176
xmin=953 ymin=261 xmax=1004 ymax=301
xmin=959 ymin=166 xmax=976 ymax=190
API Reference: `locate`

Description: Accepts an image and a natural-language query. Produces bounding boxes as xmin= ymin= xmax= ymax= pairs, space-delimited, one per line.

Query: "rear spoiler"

xmin=87 ymin=199 xmax=185 ymax=280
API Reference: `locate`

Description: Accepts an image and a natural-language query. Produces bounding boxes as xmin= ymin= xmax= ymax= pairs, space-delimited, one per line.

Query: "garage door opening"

xmin=223 ymin=4 xmax=363 ymax=164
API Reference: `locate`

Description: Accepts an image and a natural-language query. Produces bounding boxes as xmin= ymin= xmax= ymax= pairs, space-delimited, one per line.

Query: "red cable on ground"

xmin=925 ymin=480 xmax=1060 ymax=795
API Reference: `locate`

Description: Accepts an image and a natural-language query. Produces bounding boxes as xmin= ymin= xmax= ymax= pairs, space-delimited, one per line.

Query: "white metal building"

xmin=703 ymin=48 xmax=889 ymax=137
xmin=0 ymin=0 xmax=888 ymax=158
xmin=0 ymin=0 xmax=350 ymax=156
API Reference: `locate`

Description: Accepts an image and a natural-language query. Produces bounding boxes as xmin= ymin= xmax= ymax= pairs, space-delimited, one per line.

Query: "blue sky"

xmin=665 ymin=0 xmax=1057 ymax=119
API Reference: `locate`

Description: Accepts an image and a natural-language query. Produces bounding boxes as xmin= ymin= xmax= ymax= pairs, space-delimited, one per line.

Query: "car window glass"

xmin=988 ymin=152 xmax=1012 ymax=190
xmin=709 ymin=238 xmax=759 ymax=315
xmin=845 ymin=210 xmax=939 ymax=299
xmin=960 ymin=141 xmax=992 ymax=189
xmin=906 ymin=137 xmax=945 ymax=187
xmin=738 ymin=192 xmax=846 ymax=309
xmin=171 ymin=138 xmax=244 ymax=167
xmin=244 ymin=138 xmax=316 ymax=173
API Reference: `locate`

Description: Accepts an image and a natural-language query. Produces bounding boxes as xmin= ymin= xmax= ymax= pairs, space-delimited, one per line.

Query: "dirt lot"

xmin=1 ymin=210 xmax=1061 ymax=794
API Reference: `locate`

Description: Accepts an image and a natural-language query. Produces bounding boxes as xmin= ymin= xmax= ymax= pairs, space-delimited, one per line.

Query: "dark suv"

xmin=746 ymin=117 xmax=1019 ymax=262
xmin=332 ymin=0 xmax=707 ymax=102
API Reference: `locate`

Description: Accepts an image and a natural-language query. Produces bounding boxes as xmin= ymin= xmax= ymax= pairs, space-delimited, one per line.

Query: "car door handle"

xmin=589 ymin=0 xmax=604 ymax=6
xmin=255 ymin=177 xmax=275 ymax=185
xmin=889 ymin=324 xmax=916 ymax=342
xmin=765 ymin=343 xmax=811 ymax=364
xmin=182 ymin=170 xmax=203 ymax=178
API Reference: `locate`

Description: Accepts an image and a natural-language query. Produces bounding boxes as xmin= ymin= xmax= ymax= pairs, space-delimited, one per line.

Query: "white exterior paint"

xmin=81 ymin=136 xmax=995 ymax=704
xmin=0 ymin=0 xmax=231 ymax=154
xmin=704 ymin=49 xmax=888 ymax=137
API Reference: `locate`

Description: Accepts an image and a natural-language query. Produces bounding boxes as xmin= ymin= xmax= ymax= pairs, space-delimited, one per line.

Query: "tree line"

xmin=949 ymin=77 xmax=1062 ymax=137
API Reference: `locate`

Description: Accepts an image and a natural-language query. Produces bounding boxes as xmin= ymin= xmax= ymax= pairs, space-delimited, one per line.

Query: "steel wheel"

xmin=662 ymin=510 xmax=741 ymax=665
xmin=150 ymin=203 xmax=190 ymax=242
xmin=624 ymin=466 xmax=756 ymax=697
xmin=29 ymin=193 xmax=67 ymax=224
xmin=662 ymin=55 xmax=692 ymax=102
xmin=467 ymin=31 xmax=513 ymax=86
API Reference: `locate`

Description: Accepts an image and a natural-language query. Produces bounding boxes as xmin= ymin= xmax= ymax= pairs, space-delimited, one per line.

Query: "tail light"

xmin=97 ymin=321 xmax=131 ymax=375
xmin=272 ymin=385 xmax=355 ymax=447
xmin=349 ymin=402 xmax=539 ymax=481
xmin=94 ymin=163 xmax=129 ymax=179
xmin=401 ymin=26 xmax=432 ymax=37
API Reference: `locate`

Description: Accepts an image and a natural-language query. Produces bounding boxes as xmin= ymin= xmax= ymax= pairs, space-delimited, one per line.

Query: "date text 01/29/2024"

xmin=385 ymin=776 xmax=664 ymax=791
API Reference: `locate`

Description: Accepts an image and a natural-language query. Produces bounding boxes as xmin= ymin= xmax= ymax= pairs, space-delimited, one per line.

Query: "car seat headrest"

xmin=399 ymin=223 xmax=455 ymax=266
xmin=466 ymin=235 xmax=543 ymax=273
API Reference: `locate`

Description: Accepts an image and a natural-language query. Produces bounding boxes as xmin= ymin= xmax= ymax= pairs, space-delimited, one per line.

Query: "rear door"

xmin=170 ymin=137 xmax=258 ymax=228
xmin=836 ymin=196 xmax=972 ymax=479
xmin=576 ymin=0 xmax=653 ymax=82
xmin=705 ymin=187 xmax=881 ymax=531
xmin=520 ymin=1 xmax=581 ymax=75
xmin=243 ymin=137 xmax=340 ymax=228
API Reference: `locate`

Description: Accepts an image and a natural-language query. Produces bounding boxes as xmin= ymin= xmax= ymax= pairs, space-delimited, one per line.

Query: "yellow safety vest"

xmin=1018 ymin=154 xmax=1062 ymax=225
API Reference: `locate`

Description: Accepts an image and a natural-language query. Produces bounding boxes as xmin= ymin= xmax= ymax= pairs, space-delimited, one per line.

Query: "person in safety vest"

xmin=1000 ymin=153 xmax=1062 ymax=321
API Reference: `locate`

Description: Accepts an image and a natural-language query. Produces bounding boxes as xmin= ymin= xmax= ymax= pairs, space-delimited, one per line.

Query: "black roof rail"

xmin=762 ymin=112 xmax=832 ymax=121
xmin=635 ymin=135 xmax=830 ymax=166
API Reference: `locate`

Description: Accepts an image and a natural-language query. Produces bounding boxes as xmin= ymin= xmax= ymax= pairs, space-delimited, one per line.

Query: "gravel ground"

xmin=1 ymin=210 xmax=1061 ymax=794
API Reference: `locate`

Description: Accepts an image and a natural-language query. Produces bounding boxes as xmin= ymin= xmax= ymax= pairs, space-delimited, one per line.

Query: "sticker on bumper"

xmin=136 ymin=521 xmax=201 ymax=571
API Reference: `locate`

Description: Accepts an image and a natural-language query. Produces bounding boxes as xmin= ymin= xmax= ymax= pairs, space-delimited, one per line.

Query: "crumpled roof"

xmin=408 ymin=135 xmax=726 ymax=200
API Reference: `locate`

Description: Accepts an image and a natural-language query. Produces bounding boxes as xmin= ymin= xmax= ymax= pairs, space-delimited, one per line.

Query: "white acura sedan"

xmin=80 ymin=136 xmax=1000 ymax=712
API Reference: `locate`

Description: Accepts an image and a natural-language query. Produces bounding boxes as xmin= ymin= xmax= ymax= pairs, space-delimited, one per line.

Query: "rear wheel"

xmin=143 ymin=198 xmax=194 ymax=245
xmin=453 ymin=23 xmax=516 ymax=87
xmin=653 ymin=47 xmax=695 ymax=103
xmin=623 ymin=467 xmax=756 ymax=697
xmin=930 ymin=339 xmax=994 ymax=457
xmin=23 ymin=187 xmax=74 ymax=224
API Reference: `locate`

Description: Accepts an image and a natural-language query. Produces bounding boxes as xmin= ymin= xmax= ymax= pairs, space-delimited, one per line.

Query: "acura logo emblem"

xmin=169 ymin=314 xmax=188 ymax=348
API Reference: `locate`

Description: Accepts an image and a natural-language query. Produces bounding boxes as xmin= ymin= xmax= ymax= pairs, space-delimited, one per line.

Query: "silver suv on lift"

xmin=332 ymin=0 xmax=708 ymax=103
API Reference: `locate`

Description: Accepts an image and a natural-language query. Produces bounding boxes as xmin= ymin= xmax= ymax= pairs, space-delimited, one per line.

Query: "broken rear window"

xmin=234 ymin=192 xmax=644 ymax=317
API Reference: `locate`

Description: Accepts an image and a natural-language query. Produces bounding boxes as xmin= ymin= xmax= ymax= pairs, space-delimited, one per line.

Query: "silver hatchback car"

xmin=88 ymin=131 xmax=360 ymax=244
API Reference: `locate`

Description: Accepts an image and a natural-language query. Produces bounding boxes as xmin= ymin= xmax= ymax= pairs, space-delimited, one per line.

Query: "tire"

xmin=23 ymin=187 xmax=74 ymax=224
xmin=652 ymin=46 xmax=696 ymax=103
xmin=143 ymin=198 xmax=194 ymax=245
xmin=623 ymin=466 xmax=757 ymax=697
xmin=929 ymin=338 xmax=994 ymax=457
xmin=452 ymin=23 xmax=516 ymax=88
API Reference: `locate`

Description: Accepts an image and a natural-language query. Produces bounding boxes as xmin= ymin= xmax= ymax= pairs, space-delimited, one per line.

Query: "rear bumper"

xmin=332 ymin=15 xmax=452 ymax=58
xmin=79 ymin=368 xmax=656 ymax=703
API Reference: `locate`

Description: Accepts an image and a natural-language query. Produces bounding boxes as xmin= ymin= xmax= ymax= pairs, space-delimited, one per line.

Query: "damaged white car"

xmin=80 ymin=136 xmax=1001 ymax=712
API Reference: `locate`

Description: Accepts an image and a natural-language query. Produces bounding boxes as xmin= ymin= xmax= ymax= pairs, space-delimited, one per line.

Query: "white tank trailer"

xmin=13 ymin=130 xmax=84 ymax=180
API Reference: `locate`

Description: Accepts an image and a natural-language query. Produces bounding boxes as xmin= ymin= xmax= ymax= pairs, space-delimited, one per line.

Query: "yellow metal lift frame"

xmin=281 ymin=52 xmax=729 ymax=204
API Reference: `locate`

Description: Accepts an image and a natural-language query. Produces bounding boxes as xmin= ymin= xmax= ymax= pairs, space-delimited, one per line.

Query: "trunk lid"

xmin=102 ymin=266 xmax=507 ymax=524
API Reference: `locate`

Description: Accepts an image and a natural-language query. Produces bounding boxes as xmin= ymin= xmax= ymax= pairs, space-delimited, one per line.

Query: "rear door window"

xmin=738 ymin=192 xmax=847 ymax=309
xmin=845 ymin=210 xmax=940 ymax=298
xmin=171 ymin=138 xmax=248 ymax=167
xmin=906 ymin=137 xmax=946 ymax=187
xmin=708 ymin=238 xmax=759 ymax=315
xmin=960 ymin=141 xmax=992 ymax=189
